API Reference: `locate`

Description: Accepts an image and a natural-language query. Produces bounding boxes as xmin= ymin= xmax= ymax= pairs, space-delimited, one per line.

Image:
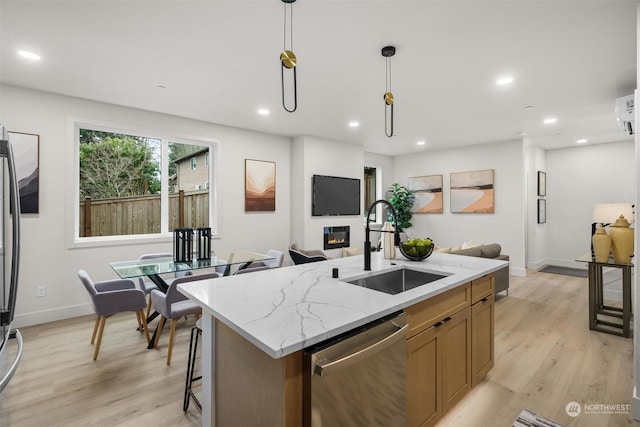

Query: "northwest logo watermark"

xmin=565 ymin=401 xmax=631 ymax=417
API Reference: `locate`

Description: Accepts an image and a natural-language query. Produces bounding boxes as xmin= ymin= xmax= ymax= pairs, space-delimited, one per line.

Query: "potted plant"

xmin=385 ymin=183 xmax=415 ymax=232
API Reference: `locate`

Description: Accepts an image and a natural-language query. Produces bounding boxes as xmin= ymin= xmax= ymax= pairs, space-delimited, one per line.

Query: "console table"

xmin=576 ymin=253 xmax=632 ymax=338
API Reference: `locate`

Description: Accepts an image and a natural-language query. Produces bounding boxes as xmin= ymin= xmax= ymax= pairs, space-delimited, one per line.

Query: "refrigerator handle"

xmin=4 ymin=139 xmax=21 ymax=324
xmin=0 ymin=330 xmax=23 ymax=393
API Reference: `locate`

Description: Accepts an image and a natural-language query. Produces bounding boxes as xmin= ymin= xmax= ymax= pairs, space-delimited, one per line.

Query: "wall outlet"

xmin=36 ymin=285 xmax=46 ymax=297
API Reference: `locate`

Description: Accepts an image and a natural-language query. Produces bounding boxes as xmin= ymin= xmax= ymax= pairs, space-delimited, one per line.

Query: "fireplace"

xmin=324 ymin=226 xmax=350 ymax=250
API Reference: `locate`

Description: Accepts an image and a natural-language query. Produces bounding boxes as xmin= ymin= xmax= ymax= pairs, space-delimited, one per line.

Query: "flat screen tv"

xmin=312 ymin=175 xmax=361 ymax=216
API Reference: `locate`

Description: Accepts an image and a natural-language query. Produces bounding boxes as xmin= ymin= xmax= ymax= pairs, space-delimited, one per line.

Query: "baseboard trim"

xmin=510 ymin=267 xmax=526 ymax=277
xmin=12 ymin=303 xmax=94 ymax=328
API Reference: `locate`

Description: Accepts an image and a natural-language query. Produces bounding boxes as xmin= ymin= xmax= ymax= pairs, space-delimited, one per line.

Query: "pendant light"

xmin=382 ymin=46 xmax=396 ymax=137
xmin=280 ymin=0 xmax=298 ymax=113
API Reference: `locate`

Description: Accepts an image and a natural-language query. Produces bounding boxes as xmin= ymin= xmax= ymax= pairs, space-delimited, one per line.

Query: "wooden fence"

xmin=80 ymin=190 xmax=209 ymax=237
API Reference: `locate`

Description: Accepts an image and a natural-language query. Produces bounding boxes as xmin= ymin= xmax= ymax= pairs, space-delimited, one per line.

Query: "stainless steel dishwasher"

xmin=303 ymin=311 xmax=408 ymax=427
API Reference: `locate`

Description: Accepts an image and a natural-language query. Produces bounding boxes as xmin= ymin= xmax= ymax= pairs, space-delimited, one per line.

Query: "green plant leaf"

xmin=385 ymin=183 xmax=415 ymax=231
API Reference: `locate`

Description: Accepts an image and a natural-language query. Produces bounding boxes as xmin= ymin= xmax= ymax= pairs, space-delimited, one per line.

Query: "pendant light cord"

xmin=386 ymin=57 xmax=391 ymax=93
xmin=283 ymin=3 xmax=294 ymax=51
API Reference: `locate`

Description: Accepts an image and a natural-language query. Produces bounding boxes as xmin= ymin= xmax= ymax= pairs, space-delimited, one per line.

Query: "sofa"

xmin=436 ymin=243 xmax=509 ymax=295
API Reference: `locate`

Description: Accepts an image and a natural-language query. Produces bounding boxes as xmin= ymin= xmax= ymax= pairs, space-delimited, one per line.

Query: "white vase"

xmin=382 ymin=222 xmax=396 ymax=260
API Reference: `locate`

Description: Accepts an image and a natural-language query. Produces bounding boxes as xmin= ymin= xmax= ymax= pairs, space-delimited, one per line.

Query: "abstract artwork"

xmin=450 ymin=169 xmax=494 ymax=213
xmin=245 ymin=159 xmax=275 ymax=211
xmin=8 ymin=131 xmax=39 ymax=214
xmin=537 ymin=171 xmax=546 ymax=196
xmin=407 ymin=175 xmax=443 ymax=213
xmin=537 ymin=199 xmax=546 ymax=224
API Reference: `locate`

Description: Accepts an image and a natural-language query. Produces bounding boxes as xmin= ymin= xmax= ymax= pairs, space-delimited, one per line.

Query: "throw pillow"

xmin=434 ymin=246 xmax=451 ymax=254
xmin=461 ymin=240 xmax=481 ymax=249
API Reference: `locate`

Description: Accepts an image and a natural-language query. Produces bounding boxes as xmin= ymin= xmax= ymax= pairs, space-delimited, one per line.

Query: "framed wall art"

xmin=245 ymin=159 xmax=275 ymax=211
xmin=407 ymin=174 xmax=443 ymax=213
xmin=537 ymin=171 xmax=546 ymax=197
xmin=8 ymin=131 xmax=39 ymax=214
xmin=537 ymin=198 xmax=546 ymax=224
xmin=450 ymin=169 xmax=494 ymax=213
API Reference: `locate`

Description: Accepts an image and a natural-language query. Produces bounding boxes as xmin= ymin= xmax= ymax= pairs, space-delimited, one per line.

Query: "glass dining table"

xmin=110 ymin=250 xmax=274 ymax=291
xmin=110 ymin=250 xmax=274 ymax=348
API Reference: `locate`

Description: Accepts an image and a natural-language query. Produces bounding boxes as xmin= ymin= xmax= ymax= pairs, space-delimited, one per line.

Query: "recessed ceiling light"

xmin=18 ymin=50 xmax=40 ymax=61
xmin=543 ymin=117 xmax=557 ymax=124
xmin=577 ymin=139 xmax=588 ymax=144
xmin=496 ymin=76 xmax=514 ymax=86
xmin=348 ymin=121 xmax=360 ymax=128
xmin=257 ymin=108 xmax=270 ymax=116
xmin=416 ymin=140 xmax=426 ymax=146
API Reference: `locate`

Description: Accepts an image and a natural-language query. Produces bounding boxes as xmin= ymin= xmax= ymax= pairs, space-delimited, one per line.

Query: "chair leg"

xmin=93 ymin=315 xmax=109 ymax=361
xmin=154 ymin=316 xmax=166 ymax=349
xmin=167 ymin=318 xmax=177 ymax=365
xmin=91 ymin=316 xmax=100 ymax=344
xmin=184 ymin=325 xmax=202 ymax=411
xmin=135 ymin=310 xmax=143 ymax=332
xmin=137 ymin=310 xmax=151 ymax=344
xmin=145 ymin=294 xmax=153 ymax=320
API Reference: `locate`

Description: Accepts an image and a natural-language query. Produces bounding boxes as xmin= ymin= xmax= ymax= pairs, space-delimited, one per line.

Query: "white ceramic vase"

xmin=382 ymin=222 xmax=396 ymax=260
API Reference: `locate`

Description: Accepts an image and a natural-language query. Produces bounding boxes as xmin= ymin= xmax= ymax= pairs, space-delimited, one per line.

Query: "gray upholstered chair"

xmin=151 ymin=271 xmax=219 ymax=365
xmin=137 ymin=252 xmax=191 ymax=319
xmin=78 ymin=270 xmax=151 ymax=360
xmin=244 ymin=249 xmax=285 ymax=270
xmin=289 ymin=242 xmax=329 ymax=265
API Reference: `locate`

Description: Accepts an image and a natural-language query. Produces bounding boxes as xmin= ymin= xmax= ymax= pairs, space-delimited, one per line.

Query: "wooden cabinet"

xmin=407 ymin=322 xmax=442 ymax=427
xmin=406 ymin=284 xmax=472 ymax=427
xmin=442 ymin=307 xmax=471 ymax=413
xmin=470 ymin=274 xmax=495 ymax=388
xmin=471 ymin=296 xmax=494 ymax=387
xmin=407 ymin=274 xmax=495 ymax=427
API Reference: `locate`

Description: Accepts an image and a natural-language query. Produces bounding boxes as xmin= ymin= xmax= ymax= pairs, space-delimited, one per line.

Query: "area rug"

xmin=540 ymin=265 xmax=588 ymax=278
xmin=513 ymin=409 xmax=563 ymax=427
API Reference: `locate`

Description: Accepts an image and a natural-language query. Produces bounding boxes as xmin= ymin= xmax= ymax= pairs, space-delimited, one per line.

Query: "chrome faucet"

xmin=364 ymin=199 xmax=400 ymax=270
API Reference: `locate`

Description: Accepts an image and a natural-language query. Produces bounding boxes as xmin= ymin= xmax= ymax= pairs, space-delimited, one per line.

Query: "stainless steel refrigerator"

xmin=0 ymin=125 xmax=23 ymax=419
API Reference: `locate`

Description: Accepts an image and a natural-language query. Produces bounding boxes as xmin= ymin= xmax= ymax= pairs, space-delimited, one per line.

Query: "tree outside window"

xmin=78 ymin=126 xmax=213 ymax=239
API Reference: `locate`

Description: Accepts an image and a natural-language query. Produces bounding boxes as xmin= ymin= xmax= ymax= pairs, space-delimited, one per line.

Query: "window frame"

xmin=69 ymin=119 xmax=219 ymax=248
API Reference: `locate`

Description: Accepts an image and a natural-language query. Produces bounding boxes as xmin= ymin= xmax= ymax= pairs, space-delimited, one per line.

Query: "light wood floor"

xmin=0 ymin=270 xmax=637 ymax=426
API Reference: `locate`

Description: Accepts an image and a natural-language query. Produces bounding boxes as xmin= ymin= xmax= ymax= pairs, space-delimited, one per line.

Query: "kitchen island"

xmin=178 ymin=251 xmax=507 ymax=426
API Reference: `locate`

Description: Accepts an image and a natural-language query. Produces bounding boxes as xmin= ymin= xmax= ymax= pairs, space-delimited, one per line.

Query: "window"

xmin=76 ymin=124 xmax=216 ymax=241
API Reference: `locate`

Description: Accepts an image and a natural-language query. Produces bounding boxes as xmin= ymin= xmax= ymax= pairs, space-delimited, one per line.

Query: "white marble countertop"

xmin=178 ymin=252 xmax=508 ymax=359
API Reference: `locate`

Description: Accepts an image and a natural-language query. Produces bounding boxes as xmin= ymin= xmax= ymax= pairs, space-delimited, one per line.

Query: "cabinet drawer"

xmin=471 ymin=274 xmax=494 ymax=305
xmin=406 ymin=283 xmax=470 ymax=338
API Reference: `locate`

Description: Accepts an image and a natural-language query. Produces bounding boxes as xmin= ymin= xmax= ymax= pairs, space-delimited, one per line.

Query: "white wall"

xmin=392 ymin=140 xmax=526 ymax=276
xmin=290 ymin=136 xmax=365 ymax=258
xmin=525 ymin=145 xmax=547 ymax=269
xmin=544 ymin=140 xmax=635 ymax=268
xmin=1 ymin=84 xmax=292 ymax=327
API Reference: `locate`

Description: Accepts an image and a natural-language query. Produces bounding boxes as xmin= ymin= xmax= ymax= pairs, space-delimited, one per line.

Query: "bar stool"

xmin=183 ymin=318 xmax=202 ymax=411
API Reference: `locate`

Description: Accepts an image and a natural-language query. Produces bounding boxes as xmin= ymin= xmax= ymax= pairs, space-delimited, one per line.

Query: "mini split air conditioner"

xmin=615 ymin=94 xmax=634 ymax=135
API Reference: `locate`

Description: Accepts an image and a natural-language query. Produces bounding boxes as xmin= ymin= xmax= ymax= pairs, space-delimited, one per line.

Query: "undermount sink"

xmin=346 ymin=267 xmax=450 ymax=295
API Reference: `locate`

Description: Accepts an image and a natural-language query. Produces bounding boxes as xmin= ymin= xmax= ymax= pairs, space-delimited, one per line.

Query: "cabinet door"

xmin=471 ymin=295 xmax=494 ymax=387
xmin=441 ymin=307 xmax=471 ymax=414
xmin=407 ymin=325 xmax=442 ymax=427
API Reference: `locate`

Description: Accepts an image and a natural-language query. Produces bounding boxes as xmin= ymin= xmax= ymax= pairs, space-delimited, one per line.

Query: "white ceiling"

xmin=0 ymin=0 xmax=636 ymax=156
